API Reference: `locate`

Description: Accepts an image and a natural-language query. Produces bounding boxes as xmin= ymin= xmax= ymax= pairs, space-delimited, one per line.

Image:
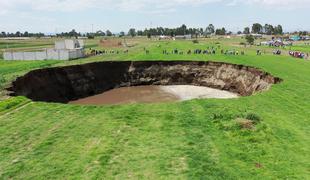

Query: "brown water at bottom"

xmin=69 ymin=85 xmax=239 ymax=105
xmin=69 ymin=85 xmax=179 ymax=105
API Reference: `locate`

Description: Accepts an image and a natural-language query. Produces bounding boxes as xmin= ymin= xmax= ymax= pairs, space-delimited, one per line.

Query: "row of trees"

xmin=56 ymin=29 xmax=114 ymax=38
xmin=126 ymin=23 xmax=284 ymax=37
xmin=0 ymin=31 xmax=45 ymax=38
xmin=2 ymin=24 xmax=309 ymax=38
xmin=126 ymin=24 xmax=208 ymax=37
xmin=243 ymin=23 xmax=283 ymax=35
xmin=126 ymin=24 xmax=233 ymax=37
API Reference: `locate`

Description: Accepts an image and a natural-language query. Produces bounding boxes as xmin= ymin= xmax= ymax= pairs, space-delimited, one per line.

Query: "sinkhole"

xmin=7 ymin=61 xmax=282 ymax=105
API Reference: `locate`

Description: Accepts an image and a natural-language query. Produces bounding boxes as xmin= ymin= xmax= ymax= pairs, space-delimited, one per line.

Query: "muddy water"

xmin=69 ymin=85 xmax=239 ymax=105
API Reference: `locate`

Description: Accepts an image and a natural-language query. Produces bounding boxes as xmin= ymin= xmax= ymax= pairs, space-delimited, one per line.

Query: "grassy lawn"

xmin=0 ymin=37 xmax=309 ymax=179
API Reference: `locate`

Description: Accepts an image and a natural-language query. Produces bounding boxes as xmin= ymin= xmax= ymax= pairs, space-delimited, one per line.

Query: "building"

xmin=3 ymin=39 xmax=85 ymax=61
xmin=301 ymin=36 xmax=310 ymax=41
xmin=158 ymin=35 xmax=172 ymax=40
xmin=289 ymin=35 xmax=301 ymax=41
xmin=174 ymin=35 xmax=192 ymax=40
xmin=251 ymin=34 xmax=263 ymax=39
xmin=0 ymin=37 xmax=31 ymax=40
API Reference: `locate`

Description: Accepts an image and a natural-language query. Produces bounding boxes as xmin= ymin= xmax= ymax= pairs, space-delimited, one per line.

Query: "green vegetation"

xmin=0 ymin=37 xmax=309 ymax=179
xmin=245 ymin=35 xmax=255 ymax=45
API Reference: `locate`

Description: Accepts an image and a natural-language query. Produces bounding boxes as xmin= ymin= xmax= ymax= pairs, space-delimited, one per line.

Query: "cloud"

xmin=0 ymin=0 xmax=309 ymax=15
xmin=231 ymin=0 xmax=310 ymax=9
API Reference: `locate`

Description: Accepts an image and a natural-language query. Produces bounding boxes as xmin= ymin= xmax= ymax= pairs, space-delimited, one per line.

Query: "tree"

xmin=174 ymin=24 xmax=188 ymax=35
xmin=274 ymin=25 xmax=283 ymax=35
xmin=205 ymin=24 xmax=215 ymax=35
xmin=237 ymin=31 xmax=242 ymax=35
xmin=95 ymin=30 xmax=105 ymax=36
xmin=215 ymin=28 xmax=226 ymax=35
xmin=24 ymin=31 xmax=29 ymax=37
xmin=245 ymin=35 xmax=255 ymax=45
xmin=137 ymin=30 xmax=143 ymax=36
xmin=264 ymin=24 xmax=274 ymax=35
xmin=87 ymin=34 xmax=95 ymax=39
xmin=1 ymin=31 xmax=6 ymax=37
xmin=119 ymin=31 xmax=125 ymax=37
xmin=243 ymin=27 xmax=250 ymax=34
xmin=68 ymin=29 xmax=79 ymax=37
xmin=147 ymin=32 xmax=151 ymax=39
xmin=106 ymin=30 xmax=112 ymax=36
xmin=199 ymin=28 xmax=204 ymax=36
xmin=15 ymin=31 xmax=21 ymax=37
xmin=252 ymin=23 xmax=263 ymax=34
xmin=128 ymin=28 xmax=136 ymax=37
xmin=180 ymin=24 xmax=187 ymax=35
xmin=299 ymin=31 xmax=308 ymax=36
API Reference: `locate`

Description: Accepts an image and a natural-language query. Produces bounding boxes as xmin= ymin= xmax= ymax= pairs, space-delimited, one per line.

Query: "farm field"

xmin=0 ymin=37 xmax=310 ymax=179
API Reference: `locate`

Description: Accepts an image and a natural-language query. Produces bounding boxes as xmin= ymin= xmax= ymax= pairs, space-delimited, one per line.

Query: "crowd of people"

xmin=273 ymin=49 xmax=282 ymax=55
xmin=89 ymin=46 xmax=308 ymax=60
xmin=161 ymin=48 xmax=217 ymax=55
xmin=289 ymin=51 xmax=309 ymax=59
xmin=89 ymin=48 xmax=129 ymax=56
xmin=158 ymin=48 xmax=245 ymax=56
xmin=256 ymin=48 xmax=309 ymax=59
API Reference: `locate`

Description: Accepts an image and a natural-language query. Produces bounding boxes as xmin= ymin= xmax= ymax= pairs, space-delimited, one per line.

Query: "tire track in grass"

xmin=85 ymin=106 xmax=146 ymax=179
xmin=0 ymin=101 xmax=33 ymax=118
xmin=0 ymin=104 xmax=77 ymax=178
xmin=88 ymin=104 xmax=186 ymax=179
xmin=176 ymin=101 xmax=233 ymax=179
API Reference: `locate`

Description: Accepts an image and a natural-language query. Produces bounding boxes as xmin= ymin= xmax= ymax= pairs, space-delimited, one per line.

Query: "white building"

xmin=174 ymin=35 xmax=192 ymax=40
xmin=3 ymin=39 xmax=85 ymax=61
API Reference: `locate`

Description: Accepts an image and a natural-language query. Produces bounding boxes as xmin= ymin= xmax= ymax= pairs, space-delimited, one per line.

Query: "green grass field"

xmin=0 ymin=37 xmax=309 ymax=179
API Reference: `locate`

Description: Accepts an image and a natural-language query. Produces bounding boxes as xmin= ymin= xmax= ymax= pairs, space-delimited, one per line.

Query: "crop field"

xmin=0 ymin=37 xmax=309 ymax=179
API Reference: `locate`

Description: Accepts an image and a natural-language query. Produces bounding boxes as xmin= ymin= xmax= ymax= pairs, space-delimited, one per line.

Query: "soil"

xmin=99 ymin=39 xmax=123 ymax=48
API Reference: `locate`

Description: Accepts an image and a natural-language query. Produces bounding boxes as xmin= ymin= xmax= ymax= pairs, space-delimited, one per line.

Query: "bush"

xmin=87 ymin=35 xmax=95 ymax=39
xmin=240 ymin=42 xmax=246 ymax=46
xmin=245 ymin=113 xmax=261 ymax=123
xmin=192 ymin=40 xmax=199 ymax=44
xmin=245 ymin=35 xmax=255 ymax=45
xmin=0 ymin=76 xmax=6 ymax=88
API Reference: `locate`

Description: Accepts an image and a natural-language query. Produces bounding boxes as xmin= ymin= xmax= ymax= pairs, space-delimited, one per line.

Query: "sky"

xmin=0 ymin=0 xmax=309 ymax=34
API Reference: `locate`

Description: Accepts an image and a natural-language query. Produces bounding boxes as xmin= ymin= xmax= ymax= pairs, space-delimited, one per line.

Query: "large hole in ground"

xmin=7 ymin=61 xmax=282 ymax=105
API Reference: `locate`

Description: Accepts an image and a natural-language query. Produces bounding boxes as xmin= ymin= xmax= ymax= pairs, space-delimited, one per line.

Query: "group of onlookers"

xmin=273 ymin=49 xmax=282 ymax=55
xmin=89 ymin=48 xmax=129 ymax=56
xmin=88 ymin=47 xmax=308 ymax=60
xmin=159 ymin=48 xmax=245 ymax=56
xmin=289 ymin=51 xmax=309 ymax=59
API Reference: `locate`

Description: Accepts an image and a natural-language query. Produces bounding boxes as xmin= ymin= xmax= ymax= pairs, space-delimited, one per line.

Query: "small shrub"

xmin=211 ymin=113 xmax=224 ymax=120
xmin=245 ymin=113 xmax=261 ymax=123
xmin=87 ymin=35 xmax=95 ymax=39
xmin=245 ymin=35 xmax=255 ymax=45
xmin=235 ymin=118 xmax=255 ymax=129
xmin=192 ymin=39 xmax=199 ymax=43
xmin=240 ymin=42 xmax=246 ymax=46
xmin=0 ymin=76 xmax=6 ymax=88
